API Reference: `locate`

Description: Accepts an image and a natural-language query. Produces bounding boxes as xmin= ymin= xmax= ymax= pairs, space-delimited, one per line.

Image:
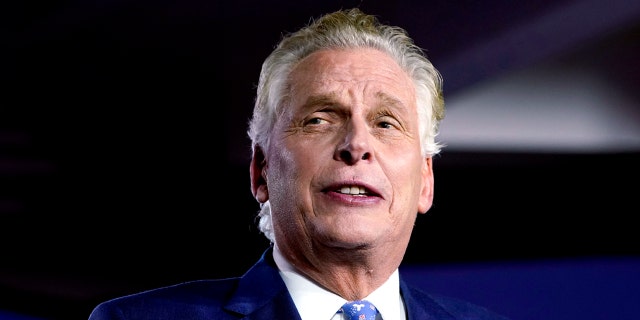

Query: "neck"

xmin=275 ymin=241 xmax=404 ymax=300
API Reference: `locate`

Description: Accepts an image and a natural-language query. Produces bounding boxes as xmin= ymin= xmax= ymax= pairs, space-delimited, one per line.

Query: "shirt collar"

xmin=273 ymin=244 xmax=405 ymax=320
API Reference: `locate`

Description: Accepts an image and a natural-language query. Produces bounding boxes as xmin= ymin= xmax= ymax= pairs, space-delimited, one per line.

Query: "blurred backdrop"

xmin=2 ymin=1 xmax=639 ymax=319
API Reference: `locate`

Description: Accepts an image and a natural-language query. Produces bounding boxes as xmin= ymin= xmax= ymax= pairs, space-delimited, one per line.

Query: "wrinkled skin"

xmin=250 ymin=48 xmax=434 ymax=300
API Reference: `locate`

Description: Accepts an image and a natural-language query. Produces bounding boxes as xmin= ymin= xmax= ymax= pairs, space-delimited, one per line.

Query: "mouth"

xmin=327 ymin=183 xmax=381 ymax=198
xmin=337 ymin=185 xmax=368 ymax=196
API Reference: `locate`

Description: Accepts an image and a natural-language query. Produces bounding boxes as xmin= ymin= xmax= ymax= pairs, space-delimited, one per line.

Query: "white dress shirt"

xmin=273 ymin=243 xmax=407 ymax=320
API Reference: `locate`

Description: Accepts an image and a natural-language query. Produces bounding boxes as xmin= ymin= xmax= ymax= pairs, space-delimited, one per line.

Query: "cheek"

xmin=387 ymin=155 xmax=425 ymax=206
xmin=273 ymin=133 xmax=332 ymax=175
xmin=388 ymin=152 xmax=422 ymax=180
xmin=267 ymin=139 xmax=317 ymax=199
xmin=270 ymin=140 xmax=310 ymax=174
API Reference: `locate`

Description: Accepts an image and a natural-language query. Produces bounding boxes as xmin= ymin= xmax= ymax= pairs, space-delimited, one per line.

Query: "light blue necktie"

xmin=339 ymin=300 xmax=378 ymax=320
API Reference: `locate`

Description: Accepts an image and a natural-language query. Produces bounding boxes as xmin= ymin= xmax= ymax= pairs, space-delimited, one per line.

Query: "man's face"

xmin=255 ymin=47 xmax=434 ymax=261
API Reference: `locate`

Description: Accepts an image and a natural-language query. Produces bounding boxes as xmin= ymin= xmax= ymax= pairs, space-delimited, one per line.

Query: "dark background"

xmin=2 ymin=1 xmax=639 ymax=319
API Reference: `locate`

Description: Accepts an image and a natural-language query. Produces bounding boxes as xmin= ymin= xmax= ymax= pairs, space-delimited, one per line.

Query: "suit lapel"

xmin=224 ymin=247 xmax=302 ymax=319
xmin=400 ymin=276 xmax=456 ymax=320
xmin=226 ymin=247 xmax=459 ymax=320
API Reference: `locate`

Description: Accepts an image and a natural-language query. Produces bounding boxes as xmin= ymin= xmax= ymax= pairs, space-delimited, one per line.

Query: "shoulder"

xmin=88 ymin=249 xmax=285 ymax=320
xmin=117 ymin=277 xmax=240 ymax=302
xmin=88 ymin=278 xmax=241 ymax=320
xmin=401 ymin=282 xmax=511 ymax=320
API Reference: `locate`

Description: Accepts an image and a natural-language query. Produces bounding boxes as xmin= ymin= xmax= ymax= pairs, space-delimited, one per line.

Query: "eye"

xmin=378 ymin=121 xmax=394 ymax=129
xmin=375 ymin=115 xmax=401 ymax=130
xmin=305 ymin=117 xmax=326 ymax=125
xmin=303 ymin=109 xmax=337 ymax=127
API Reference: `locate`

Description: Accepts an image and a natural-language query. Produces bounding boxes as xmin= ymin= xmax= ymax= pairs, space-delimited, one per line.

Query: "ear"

xmin=417 ymin=156 xmax=434 ymax=214
xmin=250 ymin=145 xmax=269 ymax=203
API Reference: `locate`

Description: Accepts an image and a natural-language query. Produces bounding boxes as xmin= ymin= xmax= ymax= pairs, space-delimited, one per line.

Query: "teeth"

xmin=339 ymin=186 xmax=366 ymax=195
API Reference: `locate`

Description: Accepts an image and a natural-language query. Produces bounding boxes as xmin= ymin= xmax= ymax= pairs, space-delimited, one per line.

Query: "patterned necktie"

xmin=339 ymin=300 xmax=378 ymax=320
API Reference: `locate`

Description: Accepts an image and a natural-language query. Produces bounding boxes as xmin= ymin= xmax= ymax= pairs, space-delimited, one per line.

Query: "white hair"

xmin=247 ymin=8 xmax=445 ymax=243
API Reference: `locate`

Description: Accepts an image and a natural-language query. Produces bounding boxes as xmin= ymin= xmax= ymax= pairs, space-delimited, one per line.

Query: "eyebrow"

xmin=302 ymin=93 xmax=342 ymax=110
xmin=299 ymin=91 xmax=409 ymax=117
xmin=375 ymin=92 xmax=406 ymax=111
xmin=304 ymin=92 xmax=406 ymax=107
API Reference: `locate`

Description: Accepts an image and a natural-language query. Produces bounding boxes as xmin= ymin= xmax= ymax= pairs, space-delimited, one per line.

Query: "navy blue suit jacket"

xmin=88 ymin=247 xmax=509 ymax=319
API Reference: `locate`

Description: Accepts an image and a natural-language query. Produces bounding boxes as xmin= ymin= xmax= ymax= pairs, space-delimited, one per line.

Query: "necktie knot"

xmin=339 ymin=300 xmax=378 ymax=320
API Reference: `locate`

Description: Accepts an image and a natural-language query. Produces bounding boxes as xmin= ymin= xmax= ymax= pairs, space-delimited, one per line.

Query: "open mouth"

xmin=336 ymin=185 xmax=371 ymax=196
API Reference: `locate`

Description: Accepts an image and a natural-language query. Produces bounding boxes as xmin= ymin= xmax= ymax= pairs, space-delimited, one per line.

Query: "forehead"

xmin=288 ymin=48 xmax=415 ymax=103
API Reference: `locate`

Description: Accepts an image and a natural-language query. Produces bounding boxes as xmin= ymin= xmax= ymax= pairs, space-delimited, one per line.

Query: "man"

xmin=88 ymin=8 xmax=510 ymax=320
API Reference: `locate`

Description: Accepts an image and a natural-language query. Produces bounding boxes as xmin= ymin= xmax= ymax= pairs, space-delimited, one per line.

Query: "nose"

xmin=334 ymin=120 xmax=372 ymax=165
